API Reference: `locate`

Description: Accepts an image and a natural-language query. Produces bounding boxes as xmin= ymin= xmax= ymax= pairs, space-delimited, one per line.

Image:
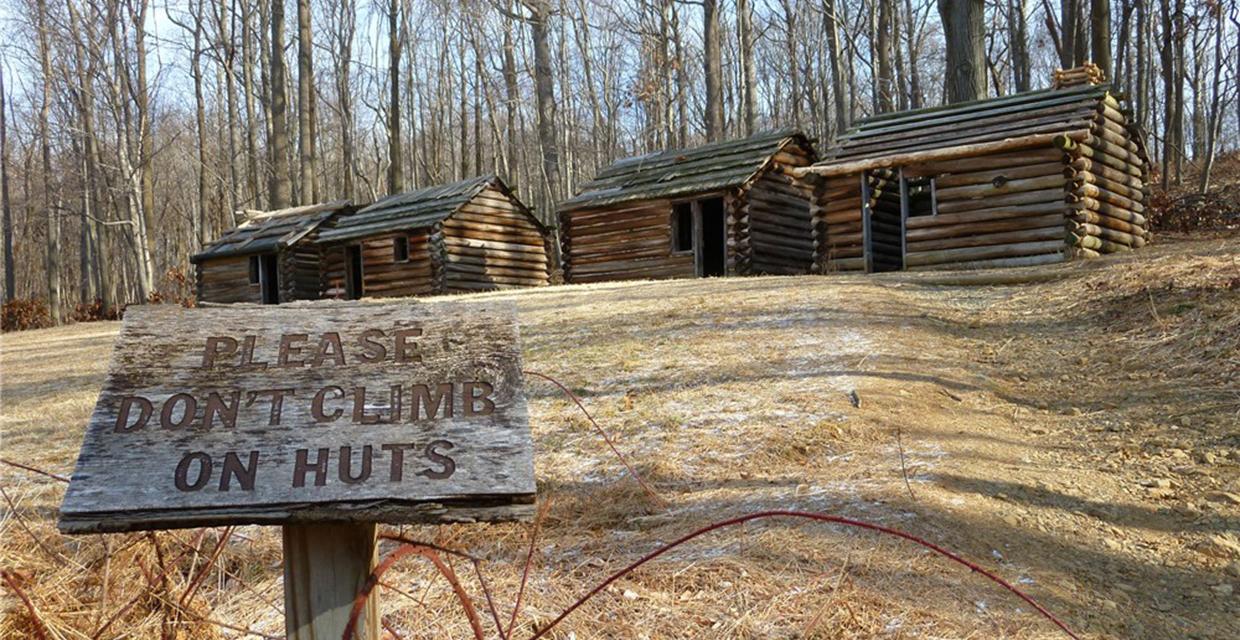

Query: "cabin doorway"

xmin=345 ymin=245 xmax=363 ymax=299
xmin=698 ymin=197 xmax=726 ymax=277
xmin=258 ymin=254 xmax=279 ymax=304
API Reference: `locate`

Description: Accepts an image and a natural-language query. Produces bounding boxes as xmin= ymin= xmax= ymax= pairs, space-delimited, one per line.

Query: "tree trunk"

xmin=702 ymin=0 xmax=724 ymax=141
xmin=134 ymin=0 xmax=155 ymax=281
xmin=938 ymin=0 xmax=986 ymax=103
xmin=903 ymin=0 xmax=923 ymax=108
xmin=1198 ymin=6 xmax=1225 ymax=192
xmin=737 ymin=0 xmax=757 ymax=135
xmin=269 ymin=0 xmax=292 ymax=208
xmin=526 ymin=2 xmax=561 ymax=204
xmin=218 ymin=0 xmax=240 ymax=215
xmin=241 ymin=0 xmax=262 ymax=208
xmin=387 ymin=0 xmax=403 ymax=194
xmin=36 ymin=0 xmax=60 ymax=322
xmin=823 ymin=0 xmax=848 ymax=132
xmin=876 ymin=0 xmax=895 ymax=112
xmin=502 ymin=9 xmax=518 ymax=179
xmin=1009 ymin=0 xmax=1031 ymax=92
xmin=1090 ymin=0 xmax=1112 ymax=79
xmin=0 ymin=65 xmax=13 ymax=304
xmin=296 ymin=0 xmax=315 ymax=204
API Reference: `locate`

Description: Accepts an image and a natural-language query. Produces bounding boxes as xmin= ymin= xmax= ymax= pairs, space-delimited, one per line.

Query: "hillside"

xmin=1 ymin=233 xmax=1237 ymax=639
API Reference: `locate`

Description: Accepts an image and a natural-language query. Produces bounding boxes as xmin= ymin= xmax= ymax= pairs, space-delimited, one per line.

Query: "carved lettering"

xmin=160 ymin=393 xmax=197 ymax=430
xmin=338 ymin=446 xmax=373 ymax=484
xmin=311 ymin=332 xmax=346 ymax=367
xmin=175 ymin=452 xmax=212 ymax=491
xmin=463 ymin=381 xmax=495 ymax=417
xmin=293 ymin=448 xmax=330 ymax=487
xmin=394 ymin=328 xmax=423 ymax=363
xmin=219 ymin=451 xmax=259 ymax=491
xmin=312 ymin=386 xmax=345 ymax=422
xmin=202 ymin=391 xmax=241 ymax=429
xmin=357 ymin=329 xmax=387 ymax=363
xmin=417 ymin=440 xmax=456 ymax=480
xmin=277 ymin=333 xmax=309 ymax=367
xmin=114 ymin=395 xmax=152 ymax=433
xmin=410 ymin=383 xmax=453 ymax=421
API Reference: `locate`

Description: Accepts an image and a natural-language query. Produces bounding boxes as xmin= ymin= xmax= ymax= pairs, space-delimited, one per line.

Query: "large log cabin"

xmin=192 ymin=200 xmax=354 ymax=304
xmin=316 ymin=175 xmax=550 ymax=298
xmin=557 ymin=130 xmax=817 ymax=283
xmin=793 ymin=65 xmax=1151 ymax=272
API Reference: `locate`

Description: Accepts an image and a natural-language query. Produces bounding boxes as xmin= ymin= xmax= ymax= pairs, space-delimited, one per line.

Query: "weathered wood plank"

xmin=59 ymin=301 xmax=536 ymax=533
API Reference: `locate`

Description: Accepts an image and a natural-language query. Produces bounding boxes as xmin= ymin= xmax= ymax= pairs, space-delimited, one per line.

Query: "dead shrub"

xmin=1 ymin=298 xmax=53 ymax=332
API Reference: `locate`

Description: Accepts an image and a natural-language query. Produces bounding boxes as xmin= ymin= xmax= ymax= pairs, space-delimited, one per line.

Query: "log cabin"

xmin=316 ymin=175 xmax=550 ymax=298
xmin=793 ymin=65 xmax=1151 ymax=272
xmin=558 ymin=130 xmax=817 ymax=283
xmin=191 ymin=200 xmax=354 ymax=304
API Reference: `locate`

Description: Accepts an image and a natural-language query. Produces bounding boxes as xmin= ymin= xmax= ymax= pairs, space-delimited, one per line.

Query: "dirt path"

xmin=1 ymin=234 xmax=1235 ymax=639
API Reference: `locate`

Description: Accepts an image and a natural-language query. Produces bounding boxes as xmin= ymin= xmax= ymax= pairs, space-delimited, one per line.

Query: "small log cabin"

xmin=316 ymin=175 xmax=550 ymax=298
xmin=558 ymin=130 xmax=817 ymax=283
xmin=191 ymin=200 xmax=354 ymax=304
xmin=793 ymin=67 xmax=1151 ymax=272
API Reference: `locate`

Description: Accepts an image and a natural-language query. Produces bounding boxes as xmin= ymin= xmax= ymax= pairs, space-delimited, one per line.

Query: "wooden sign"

xmin=58 ymin=300 xmax=536 ymax=534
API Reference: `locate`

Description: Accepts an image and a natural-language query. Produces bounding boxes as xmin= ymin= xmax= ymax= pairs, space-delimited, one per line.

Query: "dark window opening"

xmin=393 ymin=236 xmax=410 ymax=262
xmin=905 ymin=176 xmax=936 ymax=217
xmin=699 ymin=198 xmax=726 ymax=277
xmin=671 ymin=203 xmax=693 ymax=253
xmin=248 ymin=256 xmax=260 ymax=284
xmin=345 ymin=245 xmax=363 ymax=300
xmin=259 ymin=254 xmax=280 ymax=304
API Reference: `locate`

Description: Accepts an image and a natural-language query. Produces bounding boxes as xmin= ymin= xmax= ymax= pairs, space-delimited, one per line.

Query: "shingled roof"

xmin=816 ymin=83 xmax=1112 ymax=167
xmin=561 ymin=130 xmax=811 ymax=210
xmin=190 ymin=200 xmax=351 ymax=263
xmin=318 ymin=175 xmax=529 ymax=243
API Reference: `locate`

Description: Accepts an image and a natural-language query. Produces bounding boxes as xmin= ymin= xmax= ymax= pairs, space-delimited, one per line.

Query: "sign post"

xmin=59 ymin=300 xmax=537 ymax=639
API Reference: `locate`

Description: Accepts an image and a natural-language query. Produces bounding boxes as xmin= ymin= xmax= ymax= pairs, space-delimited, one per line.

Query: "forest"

xmin=0 ymin=0 xmax=1237 ymax=323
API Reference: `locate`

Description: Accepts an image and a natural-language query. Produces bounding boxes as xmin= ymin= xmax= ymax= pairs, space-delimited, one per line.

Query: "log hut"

xmin=793 ymin=66 xmax=1151 ymax=272
xmin=191 ymin=200 xmax=354 ymax=304
xmin=558 ymin=130 xmax=817 ymax=283
xmin=316 ymin=175 xmax=550 ymax=298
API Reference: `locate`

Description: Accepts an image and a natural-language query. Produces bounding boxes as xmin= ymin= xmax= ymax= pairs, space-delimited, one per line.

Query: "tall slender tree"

xmin=269 ymin=0 xmax=292 ymax=208
xmin=938 ymin=0 xmax=986 ymax=103
xmin=702 ymin=0 xmax=724 ymax=141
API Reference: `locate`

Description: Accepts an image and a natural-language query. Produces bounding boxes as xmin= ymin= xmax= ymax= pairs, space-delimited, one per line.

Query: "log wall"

xmin=904 ymin=147 xmax=1070 ymax=270
xmin=442 ymin=185 xmax=550 ymax=292
xmin=197 ymin=256 xmax=263 ymax=304
xmin=560 ymin=199 xmax=695 ymax=283
xmin=323 ymin=232 xmax=436 ymax=299
xmin=743 ymin=169 xmax=815 ymax=274
xmin=1059 ymin=98 xmax=1153 ymax=257
xmin=279 ymin=238 xmax=324 ymax=302
xmin=812 ymin=173 xmax=868 ymax=272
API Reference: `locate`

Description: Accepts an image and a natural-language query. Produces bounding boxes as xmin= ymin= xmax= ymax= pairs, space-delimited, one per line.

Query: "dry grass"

xmin=2 ymin=233 xmax=1238 ymax=639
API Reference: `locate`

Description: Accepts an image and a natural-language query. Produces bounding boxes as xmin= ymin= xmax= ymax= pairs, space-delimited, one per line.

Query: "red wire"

xmin=526 ymin=510 xmax=1080 ymax=640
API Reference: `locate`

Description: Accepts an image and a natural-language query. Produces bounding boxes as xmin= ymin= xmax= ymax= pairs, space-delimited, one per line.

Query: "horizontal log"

xmin=1066 ymin=157 xmax=1145 ymax=190
xmin=936 ymin=188 xmax=1067 ymax=215
xmin=821 ymin=256 xmax=867 ymax=270
xmin=1069 ymin=198 xmax=1147 ymax=226
xmin=1067 ymin=222 xmax=1146 ymax=248
xmin=904 ymin=148 xmax=1064 ymax=177
xmin=905 ymin=239 xmax=1066 ymax=267
xmin=905 ymin=213 xmax=1063 ymax=242
xmin=1072 ymin=234 xmax=1132 ymax=253
xmin=1069 ymin=182 xmax=1145 ymax=213
xmin=934 ymin=174 xmax=1066 ymax=201
xmin=794 ymin=131 xmax=1089 ymax=178
xmin=907 ymin=225 xmax=1064 ymax=253
xmin=906 ymin=202 xmax=1068 ymax=228
xmin=1067 ymin=210 xmax=1148 ymax=236
xmin=907 ymin=251 xmax=1066 ymax=272
xmin=1069 ymin=171 xmax=1146 ymax=202
xmin=934 ymin=161 xmax=1066 ymax=189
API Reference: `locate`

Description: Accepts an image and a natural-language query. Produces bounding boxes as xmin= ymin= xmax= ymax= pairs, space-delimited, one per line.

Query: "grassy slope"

xmin=1 ymin=233 xmax=1236 ymax=639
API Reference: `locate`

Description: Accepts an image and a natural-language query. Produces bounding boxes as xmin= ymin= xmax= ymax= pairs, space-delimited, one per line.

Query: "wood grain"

xmin=59 ymin=300 xmax=536 ymax=533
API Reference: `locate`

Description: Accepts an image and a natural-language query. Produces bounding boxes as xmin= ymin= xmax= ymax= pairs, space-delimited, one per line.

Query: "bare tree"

xmin=36 ymin=0 xmax=61 ymax=321
xmin=297 ymin=0 xmax=317 ymax=203
xmin=1090 ymin=0 xmax=1112 ymax=78
xmin=737 ymin=0 xmax=757 ymax=135
xmin=1 ymin=64 xmax=12 ymax=304
xmin=269 ymin=0 xmax=292 ymax=207
xmin=702 ymin=0 xmax=724 ymax=141
xmin=387 ymin=0 xmax=402 ymax=194
xmin=939 ymin=0 xmax=986 ymax=103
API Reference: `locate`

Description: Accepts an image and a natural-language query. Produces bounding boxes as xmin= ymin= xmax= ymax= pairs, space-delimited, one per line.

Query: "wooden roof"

xmin=560 ymin=130 xmax=812 ymax=210
xmin=814 ymin=84 xmax=1112 ymax=169
xmin=190 ymin=200 xmax=351 ymax=263
xmin=318 ymin=175 xmax=534 ymax=244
